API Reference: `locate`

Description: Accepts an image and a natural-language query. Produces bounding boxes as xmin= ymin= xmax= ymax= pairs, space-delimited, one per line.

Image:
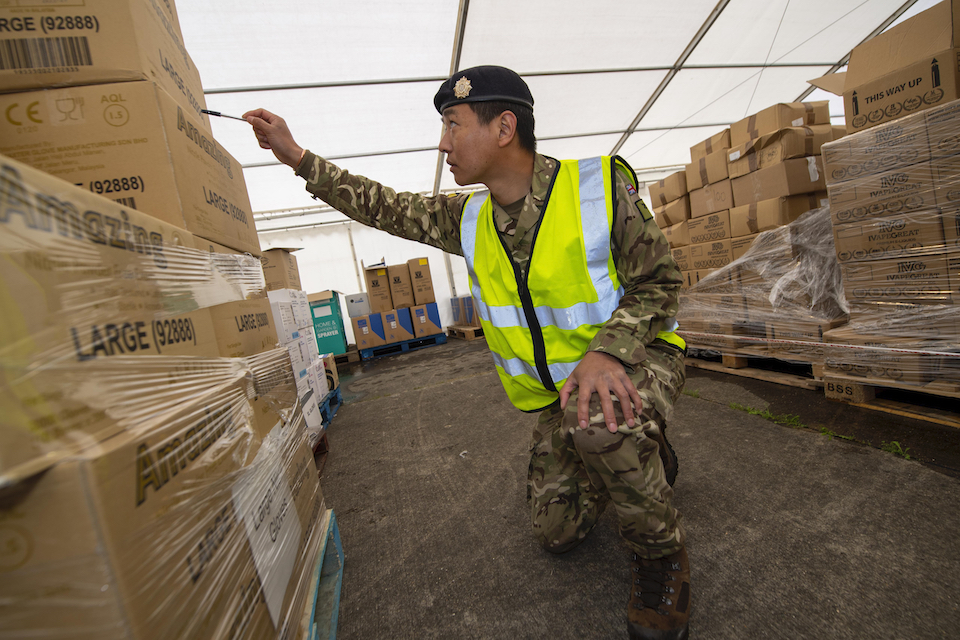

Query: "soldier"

xmin=244 ymin=65 xmax=690 ymax=640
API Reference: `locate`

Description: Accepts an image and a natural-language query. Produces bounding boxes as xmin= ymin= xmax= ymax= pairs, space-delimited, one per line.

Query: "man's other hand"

xmin=242 ymin=108 xmax=304 ymax=168
xmin=559 ymin=351 xmax=642 ymax=433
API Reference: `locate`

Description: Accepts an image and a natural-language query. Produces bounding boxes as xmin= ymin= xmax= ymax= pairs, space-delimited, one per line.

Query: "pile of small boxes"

xmin=349 ymin=258 xmax=444 ymax=350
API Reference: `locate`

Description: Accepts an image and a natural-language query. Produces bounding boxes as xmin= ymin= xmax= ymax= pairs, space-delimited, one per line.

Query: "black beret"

xmin=434 ymin=65 xmax=534 ymax=114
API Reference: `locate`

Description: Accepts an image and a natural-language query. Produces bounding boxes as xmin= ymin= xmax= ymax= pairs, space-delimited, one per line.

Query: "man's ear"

xmin=497 ymin=110 xmax=518 ymax=148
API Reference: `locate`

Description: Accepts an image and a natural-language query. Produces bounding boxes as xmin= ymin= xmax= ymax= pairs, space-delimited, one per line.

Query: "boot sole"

xmin=628 ymin=621 xmax=689 ymax=640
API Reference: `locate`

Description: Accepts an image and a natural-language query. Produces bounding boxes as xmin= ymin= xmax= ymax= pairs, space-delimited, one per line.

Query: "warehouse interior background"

xmin=175 ymin=0 xmax=939 ymax=343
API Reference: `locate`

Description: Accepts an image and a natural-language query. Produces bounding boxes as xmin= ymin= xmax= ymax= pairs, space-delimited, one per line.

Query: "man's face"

xmin=438 ymin=104 xmax=500 ymax=186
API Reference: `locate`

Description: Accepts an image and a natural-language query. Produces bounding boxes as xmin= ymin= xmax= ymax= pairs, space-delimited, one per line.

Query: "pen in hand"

xmin=201 ymin=109 xmax=247 ymax=121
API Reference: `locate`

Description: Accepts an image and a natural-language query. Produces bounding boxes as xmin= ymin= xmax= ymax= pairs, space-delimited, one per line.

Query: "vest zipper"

xmin=492 ymin=161 xmax=561 ymax=393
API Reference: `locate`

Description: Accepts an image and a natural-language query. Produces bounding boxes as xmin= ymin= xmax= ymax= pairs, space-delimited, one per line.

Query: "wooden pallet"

xmin=824 ymin=375 xmax=960 ymax=428
xmin=447 ymin=324 xmax=484 ymax=341
xmin=685 ymin=348 xmax=824 ymax=391
xmin=299 ymin=509 xmax=344 ymax=640
xmin=359 ymin=333 xmax=448 ymax=360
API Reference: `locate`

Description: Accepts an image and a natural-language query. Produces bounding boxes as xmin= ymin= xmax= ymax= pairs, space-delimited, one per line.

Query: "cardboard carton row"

xmin=351 ymin=303 xmax=444 ymax=350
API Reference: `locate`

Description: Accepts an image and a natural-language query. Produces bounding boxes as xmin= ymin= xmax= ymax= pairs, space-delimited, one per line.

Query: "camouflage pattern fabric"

xmin=527 ymin=342 xmax=687 ymax=559
xmin=296 ymin=151 xmax=683 ymax=367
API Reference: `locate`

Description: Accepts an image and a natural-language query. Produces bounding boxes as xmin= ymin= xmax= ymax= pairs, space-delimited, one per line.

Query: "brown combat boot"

xmin=627 ymin=546 xmax=691 ymax=640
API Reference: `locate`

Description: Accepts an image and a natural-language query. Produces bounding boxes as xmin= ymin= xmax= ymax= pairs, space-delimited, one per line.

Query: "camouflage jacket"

xmin=295 ymin=151 xmax=682 ymax=367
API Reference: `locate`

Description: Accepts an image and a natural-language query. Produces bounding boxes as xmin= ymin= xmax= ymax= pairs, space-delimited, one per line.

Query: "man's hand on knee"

xmin=559 ymin=351 xmax=643 ymax=433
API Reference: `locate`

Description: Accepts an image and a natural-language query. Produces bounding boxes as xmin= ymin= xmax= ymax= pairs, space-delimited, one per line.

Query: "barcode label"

xmin=114 ymin=197 xmax=137 ymax=209
xmin=0 ymin=37 xmax=93 ymax=70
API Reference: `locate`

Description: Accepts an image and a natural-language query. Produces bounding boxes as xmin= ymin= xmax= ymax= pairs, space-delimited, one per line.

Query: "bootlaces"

xmin=631 ymin=553 xmax=679 ymax=614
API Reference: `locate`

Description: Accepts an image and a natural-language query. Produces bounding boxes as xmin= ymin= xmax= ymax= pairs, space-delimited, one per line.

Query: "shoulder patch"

xmin=625 ymin=183 xmax=637 ymax=196
xmin=635 ymin=198 xmax=653 ymax=222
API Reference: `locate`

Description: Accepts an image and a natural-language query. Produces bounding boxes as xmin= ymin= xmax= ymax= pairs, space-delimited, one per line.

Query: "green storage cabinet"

xmin=308 ymin=290 xmax=347 ymax=355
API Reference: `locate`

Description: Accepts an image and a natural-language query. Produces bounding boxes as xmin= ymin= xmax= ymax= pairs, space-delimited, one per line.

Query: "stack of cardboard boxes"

xmin=350 ymin=257 xmax=443 ymax=350
xmin=668 ymin=101 xmax=844 ymax=359
xmin=0 ymin=1 xmax=329 ymax=637
xmin=820 ymin=97 xmax=960 ymax=387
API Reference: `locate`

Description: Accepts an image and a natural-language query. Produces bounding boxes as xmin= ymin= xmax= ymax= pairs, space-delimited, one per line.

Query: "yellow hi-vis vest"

xmin=460 ymin=156 xmax=684 ymax=413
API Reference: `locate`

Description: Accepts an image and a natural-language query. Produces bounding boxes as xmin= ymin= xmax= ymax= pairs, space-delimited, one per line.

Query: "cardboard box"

xmin=824 ymin=326 xmax=939 ymax=385
xmin=407 ymin=257 xmax=436 ymax=305
xmin=207 ymin=298 xmax=279 ymax=358
xmin=833 ymin=210 xmax=946 ymax=262
xmin=307 ymin=291 xmax=347 ymax=356
xmin=411 ymin=303 xmax=443 ymax=337
xmin=821 ymin=110 xmax=932 ymax=185
xmin=452 ymin=295 xmax=481 ymax=327
xmin=684 ymin=239 xmax=733 ymax=270
xmin=387 ymin=264 xmax=415 ymax=309
xmin=932 ymin=153 xmax=960 ymax=207
xmin=0 ymin=377 xmax=326 ymax=640
xmin=344 ymin=292 xmax=372 ymax=318
xmin=689 ymin=180 xmax=733 ymax=217
xmin=731 ymin=234 xmax=759 ymax=261
xmin=268 ymin=289 xmax=312 ymax=344
xmin=809 ymin=0 xmax=960 ymax=133
xmin=924 ymin=97 xmax=960 ymax=160
xmin=382 ymin=308 xmax=415 ymax=343
xmin=261 ymin=248 xmax=302 ymax=291
xmin=351 ymin=314 xmax=385 ymax=349
xmin=0 ymin=0 xmax=209 ymax=130
xmin=654 ymin=194 xmax=691 ymax=226
xmin=731 ymin=156 xmax=826 ymax=206
xmin=363 ymin=266 xmax=394 ymax=313
xmin=662 ymin=220 xmax=690 ymax=248
xmin=840 ymin=254 xmax=959 ymax=303
xmin=729 ymin=102 xmax=831 ymax=147
xmin=727 ymin=125 xmax=834 ymax=179
xmin=322 ymin=354 xmax=340 ymax=391
xmin=648 ymin=170 xmax=688 ymax=207
xmin=685 ymin=149 xmax=728 ymax=190
xmin=687 ymin=210 xmax=730 ymax=244
xmin=680 ymin=270 xmax=696 ymax=290
xmin=0 ymin=155 xmax=271 ymax=484
xmin=0 ymin=81 xmax=260 ymax=255
xmin=729 ymin=193 xmax=828 ymax=237
xmin=690 ymin=129 xmax=731 ymax=161
xmin=827 ymin=162 xmax=936 ymax=226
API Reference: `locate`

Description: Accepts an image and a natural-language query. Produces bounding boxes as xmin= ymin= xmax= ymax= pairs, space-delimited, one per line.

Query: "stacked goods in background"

xmin=0 ymin=156 xmax=328 ymax=639
xmin=660 ymin=101 xmax=846 ymax=364
xmin=1 ymin=0 xmax=332 ymax=634
xmin=819 ymin=97 xmax=960 ymax=392
xmin=352 ymin=259 xmax=443 ymax=351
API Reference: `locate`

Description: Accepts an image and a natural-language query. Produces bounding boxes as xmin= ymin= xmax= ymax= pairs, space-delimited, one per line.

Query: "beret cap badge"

xmin=454 ymin=76 xmax=472 ymax=99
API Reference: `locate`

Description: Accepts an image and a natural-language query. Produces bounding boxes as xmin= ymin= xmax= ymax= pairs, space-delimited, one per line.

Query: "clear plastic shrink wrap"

xmin=0 ymin=155 xmax=327 ymax=638
xmin=678 ymin=98 xmax=960 ymax=391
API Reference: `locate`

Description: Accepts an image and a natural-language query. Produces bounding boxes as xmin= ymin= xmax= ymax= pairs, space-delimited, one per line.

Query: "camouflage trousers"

xmin=527 ymin=341 xmax=686 ymax=560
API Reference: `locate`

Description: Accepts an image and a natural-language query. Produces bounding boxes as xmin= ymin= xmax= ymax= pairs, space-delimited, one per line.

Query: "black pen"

xmin=201 ymin=109 xmax=247 ymax=121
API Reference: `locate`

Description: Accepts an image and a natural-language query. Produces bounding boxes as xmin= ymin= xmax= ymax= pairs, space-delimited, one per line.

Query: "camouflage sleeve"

xmin=588 ymin=171 xmax=683 ymax=367
xmin=294 ymin=151 xmax=469 ymax=256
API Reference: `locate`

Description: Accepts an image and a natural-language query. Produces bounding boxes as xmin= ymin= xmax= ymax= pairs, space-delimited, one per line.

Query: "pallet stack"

xmin=0 ymin=1 xmax=336 ymax=637
xmin=668 ymin=101 xmax=847 ymax=363
xmin=349 ymin=258 xmax=446 ymax=358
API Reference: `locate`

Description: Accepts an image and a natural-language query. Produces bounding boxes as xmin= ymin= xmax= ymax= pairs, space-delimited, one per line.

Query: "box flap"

xmin=265 ymin=247 xmax=303 ymax=253
xmin=845 ymin=0 xmax=956 ymax=87
xmin=807 ymin=71 xmax=847 ymax=96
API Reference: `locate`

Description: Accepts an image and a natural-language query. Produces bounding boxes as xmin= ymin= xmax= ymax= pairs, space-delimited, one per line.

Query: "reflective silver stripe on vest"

xmin=493 ymin=352 xmax=580 ymax=383
xmin=460 ymin=160 xmax=622 ymax=330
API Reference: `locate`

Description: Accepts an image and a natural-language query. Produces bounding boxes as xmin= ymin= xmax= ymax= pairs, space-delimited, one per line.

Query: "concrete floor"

xmin=318 ymin=337 xmax=960 ymax=639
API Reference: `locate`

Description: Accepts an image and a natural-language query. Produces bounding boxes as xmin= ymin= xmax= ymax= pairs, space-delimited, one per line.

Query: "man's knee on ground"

xmin=533 ymin=527 xmax=584 ymax=554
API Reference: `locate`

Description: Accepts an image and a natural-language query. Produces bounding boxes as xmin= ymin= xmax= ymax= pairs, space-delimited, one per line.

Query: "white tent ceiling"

xmin=176 ymin=0 xmax=937 ymax=233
